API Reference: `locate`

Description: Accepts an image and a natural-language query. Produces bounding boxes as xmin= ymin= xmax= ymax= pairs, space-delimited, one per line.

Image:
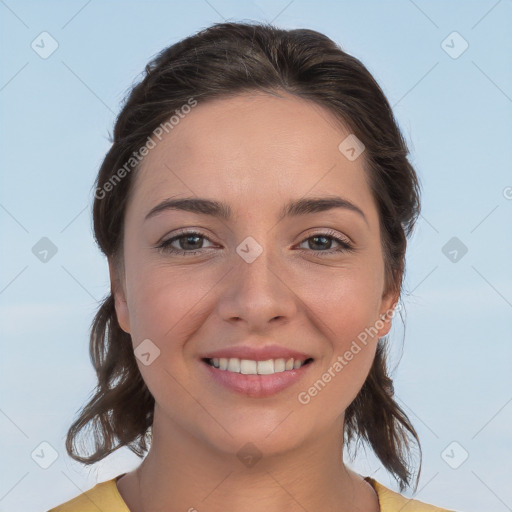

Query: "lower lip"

xmin=201 ymin=360 xmax=313 ymax=398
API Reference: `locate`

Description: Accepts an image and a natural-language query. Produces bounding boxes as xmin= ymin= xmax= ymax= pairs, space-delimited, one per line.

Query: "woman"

xmin=48 ymin=21 xmax=456 ymax=512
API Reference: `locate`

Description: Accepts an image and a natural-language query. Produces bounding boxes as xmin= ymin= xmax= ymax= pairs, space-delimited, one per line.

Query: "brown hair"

xmin=66 ymin=21 xmax=422 ymax=492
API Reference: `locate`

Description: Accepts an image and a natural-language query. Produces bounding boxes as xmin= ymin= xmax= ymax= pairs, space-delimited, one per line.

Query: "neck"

xmin=127 ymin=406 xmax=379 ymax=512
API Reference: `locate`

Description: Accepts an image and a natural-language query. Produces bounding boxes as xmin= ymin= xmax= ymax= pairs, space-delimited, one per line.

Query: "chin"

xmin=207 ymin=427 xmax=309 ymax=465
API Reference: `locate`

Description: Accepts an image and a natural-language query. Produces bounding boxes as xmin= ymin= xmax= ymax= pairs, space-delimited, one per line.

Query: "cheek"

xmin=123 ymin=265 xmax=210 ymax=413
xmin=125 ymin=263 xmax=210 ymax=345
xmin=300 ymin=266 xmax=383 ymax=407
xmin=310 ymin=262 xmax=384 ymax=339
xmin=299 ymin=303 xmax=379 ymax=418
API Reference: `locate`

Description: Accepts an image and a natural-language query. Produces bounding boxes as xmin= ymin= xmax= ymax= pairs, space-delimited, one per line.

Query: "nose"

xmin=216 ymin=245 xmax=298 ymax=329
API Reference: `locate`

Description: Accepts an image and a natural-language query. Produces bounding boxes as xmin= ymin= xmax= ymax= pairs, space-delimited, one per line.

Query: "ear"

xmin=108 ymin=258 xmax=131 ymax=334
xmin=375 ymin=285 xmax=400 ymax=338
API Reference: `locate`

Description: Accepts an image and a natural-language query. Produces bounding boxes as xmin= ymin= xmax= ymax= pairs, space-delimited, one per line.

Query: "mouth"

xmin=200 ymin=356 xmax=315 ymax=398
xmin=202 ymin=356 xmax=314 ymax=375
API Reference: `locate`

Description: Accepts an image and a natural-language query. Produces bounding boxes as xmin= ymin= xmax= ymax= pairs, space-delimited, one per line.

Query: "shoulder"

xmin=366 ymin=477 xmax=457 ymax=512
xmin=47 ymin=476 xmax=129 ymax=512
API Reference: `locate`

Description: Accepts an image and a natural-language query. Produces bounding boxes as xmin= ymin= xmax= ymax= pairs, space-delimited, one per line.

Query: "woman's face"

xmin=111 ymin=92 xmax=398 ymax=456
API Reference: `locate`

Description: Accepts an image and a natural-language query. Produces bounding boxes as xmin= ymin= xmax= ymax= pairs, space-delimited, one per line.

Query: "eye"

xmin=157 ymin=230 xmax=216 ymax=255
xmin=296 ymin=229 xmax=354 ymax=256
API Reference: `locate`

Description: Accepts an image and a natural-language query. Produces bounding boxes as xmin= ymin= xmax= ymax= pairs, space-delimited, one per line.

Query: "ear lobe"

xmin=376 ymin=287 xmax=400 ymax=338
xmin=108 ymin=258 xmax=131 ymax=334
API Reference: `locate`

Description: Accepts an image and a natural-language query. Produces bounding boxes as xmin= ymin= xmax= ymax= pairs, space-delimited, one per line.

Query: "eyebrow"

xmin=144 ymin=196 xmax=368 ymax=225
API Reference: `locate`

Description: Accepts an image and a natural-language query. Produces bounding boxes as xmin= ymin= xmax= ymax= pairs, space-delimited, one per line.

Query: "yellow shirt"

xmin=47 ymin=474 xmax=455 ymax=511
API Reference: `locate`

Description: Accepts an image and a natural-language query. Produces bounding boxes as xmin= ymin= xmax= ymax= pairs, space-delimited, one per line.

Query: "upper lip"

xmin=201 ymin=344 xmax=314 ymax=362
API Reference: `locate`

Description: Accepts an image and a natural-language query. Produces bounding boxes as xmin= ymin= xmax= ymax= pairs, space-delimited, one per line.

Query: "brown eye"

xmin=157 ymin=231 xmax=215 ymax=255
xmin=297 ymin=230 xmax=354 ymax=256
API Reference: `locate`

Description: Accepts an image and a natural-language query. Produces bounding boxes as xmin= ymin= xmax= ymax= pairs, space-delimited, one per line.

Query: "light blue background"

xmin=1 ymin=1 xmax=511 ymax=511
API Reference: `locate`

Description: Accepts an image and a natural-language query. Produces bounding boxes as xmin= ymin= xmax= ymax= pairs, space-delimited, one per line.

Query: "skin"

xmin=111 ymin=91 xmax=399 ymax=512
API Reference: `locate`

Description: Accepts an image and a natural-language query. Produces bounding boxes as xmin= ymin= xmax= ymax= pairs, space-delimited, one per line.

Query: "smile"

xmin=204 ymin=357 xmax=313 ymax=375
xmin=201 ymin=357 xmax=315 ymax=397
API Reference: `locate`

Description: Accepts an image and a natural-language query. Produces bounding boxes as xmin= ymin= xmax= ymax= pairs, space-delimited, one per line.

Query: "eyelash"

xmin=156 ymin=229 xmax=354 ymax=257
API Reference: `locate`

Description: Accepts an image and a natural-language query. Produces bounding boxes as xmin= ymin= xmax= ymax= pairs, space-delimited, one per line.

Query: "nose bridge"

xmin=218 ymin=234 xmax=296 ymax=326
xmin=237 ymin=238 xmax=277 ymax=291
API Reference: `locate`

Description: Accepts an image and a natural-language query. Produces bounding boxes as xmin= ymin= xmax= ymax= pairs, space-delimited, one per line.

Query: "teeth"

xmin=207 ymin=357 xmax=309 ymax=374
xmin=240 ymin=359 xmax=257 ymax=374
xmin=227 ymin=358 xmax=239 ymax=372
xmin=257 ymin=359 xmax=274 ymax=375
xmin=274 ymin=358 xmax=286 ymax=372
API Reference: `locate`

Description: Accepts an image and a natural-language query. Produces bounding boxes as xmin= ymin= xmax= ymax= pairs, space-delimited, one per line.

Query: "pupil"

xmin=183 ymin=235 xmax=201 ymax=250
xmin=311 ymin=236 xmax=329 ymax=250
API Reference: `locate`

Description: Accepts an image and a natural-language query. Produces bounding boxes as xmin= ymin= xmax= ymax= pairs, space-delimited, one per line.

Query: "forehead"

xmin=128 ymin=92 xmax=376 ymax=221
